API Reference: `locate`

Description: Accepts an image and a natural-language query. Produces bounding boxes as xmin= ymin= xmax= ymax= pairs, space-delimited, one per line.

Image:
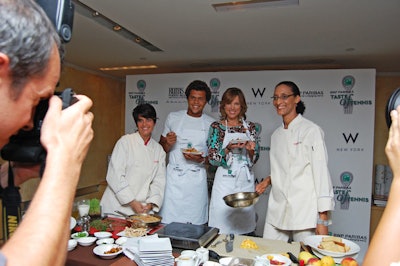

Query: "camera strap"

xmin=1 ymin=163 xmax=22 ymax=240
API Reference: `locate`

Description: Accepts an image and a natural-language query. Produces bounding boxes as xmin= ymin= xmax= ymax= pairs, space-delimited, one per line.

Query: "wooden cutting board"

xmin=207 ymin=234 xmax=300 ymax=260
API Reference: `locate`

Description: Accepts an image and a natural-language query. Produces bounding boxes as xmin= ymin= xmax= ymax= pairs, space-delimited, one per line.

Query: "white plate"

xmin=94 ymin=231 xmax=113 ymax=239
xmin=96 ymin=238 xmax=114 ymax=245
xmin=71 ymin=231 xmax=89 ymax=239
xmin=312 ymin=248 xmax=359 ymax=264
xmin=259 ymin=254 xmax=291 ymax=266
xmin=229 ymin=139 xmax=248 ymax=145
xmin=77 ymin=236 xmax=97 ymax=246
xmin=70 ymin=217 xmax=77 ymax=230
xmin=304 ymin=235 xmax=360 ymax=257
xmin=181 ymin=148 xmax=203 ymax=155
xmin=93 ymin=244 xmax=123 ymax=259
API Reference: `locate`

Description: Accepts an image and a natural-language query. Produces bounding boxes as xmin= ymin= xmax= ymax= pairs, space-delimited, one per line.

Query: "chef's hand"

xmin=130 ymin=200 xmax=151 ymax=214
xmin=255 ymin=176 xmax=271 ymax=194
xmin=316 ymin=224 xmax=329 ymax=235
xmin=183 ymin=153 xmax=205 ymax=163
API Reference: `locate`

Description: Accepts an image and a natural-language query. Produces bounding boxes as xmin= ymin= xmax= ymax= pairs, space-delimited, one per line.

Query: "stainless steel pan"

xmin=223 ymin=192 xmax=260 ymax=208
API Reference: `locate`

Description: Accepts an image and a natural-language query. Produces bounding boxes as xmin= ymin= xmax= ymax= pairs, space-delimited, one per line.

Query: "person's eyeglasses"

xmin=271 ymin=94 xmax=295 ymax=101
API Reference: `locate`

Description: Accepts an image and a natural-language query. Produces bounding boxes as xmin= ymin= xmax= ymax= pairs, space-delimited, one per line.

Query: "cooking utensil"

xmin=287 ymin=252 xmax=299 ymax=264
xmin=225 ymin=233 xmax=234 ymax=253
xmin=223 ymin=192 xmax=260 ymax=208
xmin=210 ymin=240 xmax=222 ymax=248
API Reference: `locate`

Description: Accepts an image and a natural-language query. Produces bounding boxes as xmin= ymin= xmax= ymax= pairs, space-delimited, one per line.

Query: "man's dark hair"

xmin=185 ymin=80 xmax=212 ymax=102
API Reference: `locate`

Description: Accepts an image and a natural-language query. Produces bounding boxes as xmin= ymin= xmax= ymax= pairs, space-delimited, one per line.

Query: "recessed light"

xmin=213 ymin=0 xmax=299 ymax=12
xmin=99 ymin=65 xmax=158 ymax=71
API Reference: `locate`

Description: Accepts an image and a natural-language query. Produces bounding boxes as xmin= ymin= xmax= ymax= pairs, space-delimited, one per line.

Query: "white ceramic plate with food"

xmin=304 ymin=235 xmax=360 ymax=257
xmin=181 ymin=148 xmax=203 ymax=155
xmin=96 ymin=237 xmax=114 ymax=245
xmin=93 ymin=244 xmax=123 ymax=259
xmin=258 ymin=254 xmax=291 ymax=266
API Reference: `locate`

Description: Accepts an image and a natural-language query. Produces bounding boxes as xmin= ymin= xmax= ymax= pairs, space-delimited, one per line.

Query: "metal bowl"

xmin=223 ymin=192 xmax=260 ymax=208
xmin=127 ymin=213 xmax=162 ymax=227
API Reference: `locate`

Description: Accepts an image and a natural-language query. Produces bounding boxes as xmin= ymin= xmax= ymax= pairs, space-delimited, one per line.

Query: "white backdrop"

xmin=125 ymin=69 xmax=375 ymax=262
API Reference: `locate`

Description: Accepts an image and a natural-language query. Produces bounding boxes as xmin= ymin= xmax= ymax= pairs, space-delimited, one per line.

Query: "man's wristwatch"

xmin=317 ymin=217 xmax=332 ymax=226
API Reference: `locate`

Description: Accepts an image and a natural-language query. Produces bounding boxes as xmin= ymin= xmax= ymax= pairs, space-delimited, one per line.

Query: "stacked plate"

xmin=133 ymin=237 xmax=174 ymax=266
xmin=303 ymin=235 xmax=360 ymax=263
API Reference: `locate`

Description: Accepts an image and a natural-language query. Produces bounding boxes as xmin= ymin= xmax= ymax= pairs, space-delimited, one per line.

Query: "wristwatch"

xmin=317 ymin=217 xmax=332 ymax=226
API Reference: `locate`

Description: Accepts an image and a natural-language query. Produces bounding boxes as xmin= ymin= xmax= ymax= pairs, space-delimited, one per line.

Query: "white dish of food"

xmin=181 ymin=148 xmax=203 ymax=155
xmin=94 ymin=231 xmax=113 ymax=239
xmin=304 ymin=235 xmax=360 ymax=257
xmin=258 ymin=254 xmax=291 ymax=266
xmin=77 ymin=236 xmax=97 ymax=246
xmin=96 ymin=237 xmax=114 ymax=245
xmin=71 ymin=231 xmax=89 ymax=239
xmin=93 ymin=244 xmax=123 ymax=259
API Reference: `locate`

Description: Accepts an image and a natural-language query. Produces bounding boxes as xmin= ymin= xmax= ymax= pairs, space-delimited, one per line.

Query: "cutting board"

xmin=208 ymin=234 xmax=300 ymax=260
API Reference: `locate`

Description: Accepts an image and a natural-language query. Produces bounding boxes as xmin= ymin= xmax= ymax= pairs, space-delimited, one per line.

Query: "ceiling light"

xmin=72 ymin=0 xmax=162 ymax=52
xmin=99 ymin=65 xmax=158 ymax=71
xmin=213 ymin=0 xmax=299 ymax=12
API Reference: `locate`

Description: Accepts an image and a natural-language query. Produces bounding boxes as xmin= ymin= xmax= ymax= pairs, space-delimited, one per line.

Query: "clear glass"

xmin=77 ymin=199 xmax=90 ymax=217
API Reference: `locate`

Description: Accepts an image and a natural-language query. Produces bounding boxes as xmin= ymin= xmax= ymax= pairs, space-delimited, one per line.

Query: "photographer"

xmin=0 ymin=0 xmax=94 ymax=265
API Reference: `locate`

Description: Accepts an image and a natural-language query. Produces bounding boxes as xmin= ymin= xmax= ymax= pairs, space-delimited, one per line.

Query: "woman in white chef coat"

xmin=256 ymin=81 xmax=335 ymax=243
xmin=101 ymin=103 xmax=166 ymax=216
xmin=159 ymin=80 xmax=214 ymax=225
xmin=207 ymin=87 xmax=260 ymax=235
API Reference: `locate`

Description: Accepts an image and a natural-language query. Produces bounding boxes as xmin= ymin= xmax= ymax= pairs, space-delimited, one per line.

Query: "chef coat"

xmin=159 ymin=110 xmax=214 ymax=225
xmin=100 ymin=132 xmax=166 ymax=216
xmin=208 ymin=120 xmax=258 ymax=234
xmin=266 ymin=114 xmax=335 ymax=230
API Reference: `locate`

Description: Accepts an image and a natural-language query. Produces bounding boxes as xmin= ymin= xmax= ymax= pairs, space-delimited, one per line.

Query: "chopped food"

xmin=182 ymin=147 xmax=200 ymax=153
xmin=104 ymin=246 xmax=122 ymax=254
xmin=124 ymin=227 xmax=147 ymax=237
xmin=76 ymin=232 xmax=87 ymax=237
xmin=240 ymin=238 xmax=258 ymax=249
xmin=90 ymin=219 xmax=111 ymax=231
xmin=318 ymin=236 xmax=350 ymax=253
xmin=130 ymin=214 xmax=161 ymax=224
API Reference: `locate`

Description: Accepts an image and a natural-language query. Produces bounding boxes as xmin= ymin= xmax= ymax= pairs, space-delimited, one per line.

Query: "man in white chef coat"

xmin=159 ymin=80 xmax=215 ymax=225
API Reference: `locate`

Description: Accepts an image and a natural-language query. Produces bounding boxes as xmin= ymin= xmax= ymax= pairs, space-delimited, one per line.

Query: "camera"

xmin=0 ymin=88 xmax=77 ymax=163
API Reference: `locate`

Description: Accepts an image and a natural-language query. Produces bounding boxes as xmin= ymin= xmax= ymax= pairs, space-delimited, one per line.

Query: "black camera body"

xmin=1 ymin=88 xmax=77 ymax=163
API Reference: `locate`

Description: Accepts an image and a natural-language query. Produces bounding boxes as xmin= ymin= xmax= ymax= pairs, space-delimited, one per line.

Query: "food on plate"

xmin=320 ymin=255 xmax=335 ymax=266
xmin=90 ymin=219 xmax=111 ymax=231
xmin=298 ymin=251 xmax=316 ymax=264
xmin=182 ymin=147 xmax=201 ymax=153
xmin=104 ymin=246 xmax=122 ymax=254
xmin=340 ymin=257 xmax=358 ymax=266
xmin=318 ymin=236 xmax=350 ymax=253
xmin=123 ymin=226 xmax=147 ymax=237
xmin=266 ymin=255 xmax=285 ymax=265
xmin=240 ymin=238 xmax=258 ymax=249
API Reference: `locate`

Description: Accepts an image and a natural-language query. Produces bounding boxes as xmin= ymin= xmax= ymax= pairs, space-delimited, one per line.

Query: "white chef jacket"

xmin=266 ymin=114 xmax=335 ymax=230
xmin=159 ymin=110 xmax=214 ymax=225
xmin=100 ymin=132 xmax=166 ymax=215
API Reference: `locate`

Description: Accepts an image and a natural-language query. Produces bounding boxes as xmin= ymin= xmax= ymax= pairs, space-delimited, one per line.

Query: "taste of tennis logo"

xmin=128 ymin=79 xmax=147 ymax=104
xmin=333 ymin=171 xmax=369 ymax=210
xmin=209 ymin=78 xmax=220 ymax=113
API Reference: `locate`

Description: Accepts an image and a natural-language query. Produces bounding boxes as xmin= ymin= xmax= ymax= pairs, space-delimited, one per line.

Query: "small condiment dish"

xmin=67 ymin=239 xmax=78 ymax=251
xmin=94 ymin=231 xmax=112 ymax=239
xmin=77 ymin=236 xmax=97 ymax=246
xmin=71 ymin=231 xmax=89 ymax=239
xmin=96 ymin=237 xmax=114 ymax=245
xmin=115 ymin=236 xmax=128 ymax=246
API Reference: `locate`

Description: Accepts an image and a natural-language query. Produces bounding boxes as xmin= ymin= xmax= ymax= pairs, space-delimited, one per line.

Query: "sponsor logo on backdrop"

xmin=209 ymin=78 xmax=220 ymax=113
xmin=301 ymin=90 xmax=324 ymax=98
xmin=333 ymin=233 xmax=368 ymax=243
xmin=246 ymin=87 xmax=272 ymax=106
xmin=336 ymin=132 xmax=364 ymax=152
xmin=329 ymin=75 xmax=372 ymax=114
xmin=166 ymin=87 xmax=186 ymax=104
xmin=334 ymin=171 xmax=369 ymax=211
xmin=127 ymin=80 xmax=159 ymax=105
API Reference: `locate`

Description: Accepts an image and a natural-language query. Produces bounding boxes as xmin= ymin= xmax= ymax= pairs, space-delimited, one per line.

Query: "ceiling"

xmin=63 ymin=0 xmax=400 ymax=80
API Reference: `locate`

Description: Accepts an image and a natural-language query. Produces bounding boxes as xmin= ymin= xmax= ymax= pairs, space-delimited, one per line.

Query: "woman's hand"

xmin=386 ymin=106 xmax=400 ymax=179
xmin=255 ymin=176 xmax=271 ymax=194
